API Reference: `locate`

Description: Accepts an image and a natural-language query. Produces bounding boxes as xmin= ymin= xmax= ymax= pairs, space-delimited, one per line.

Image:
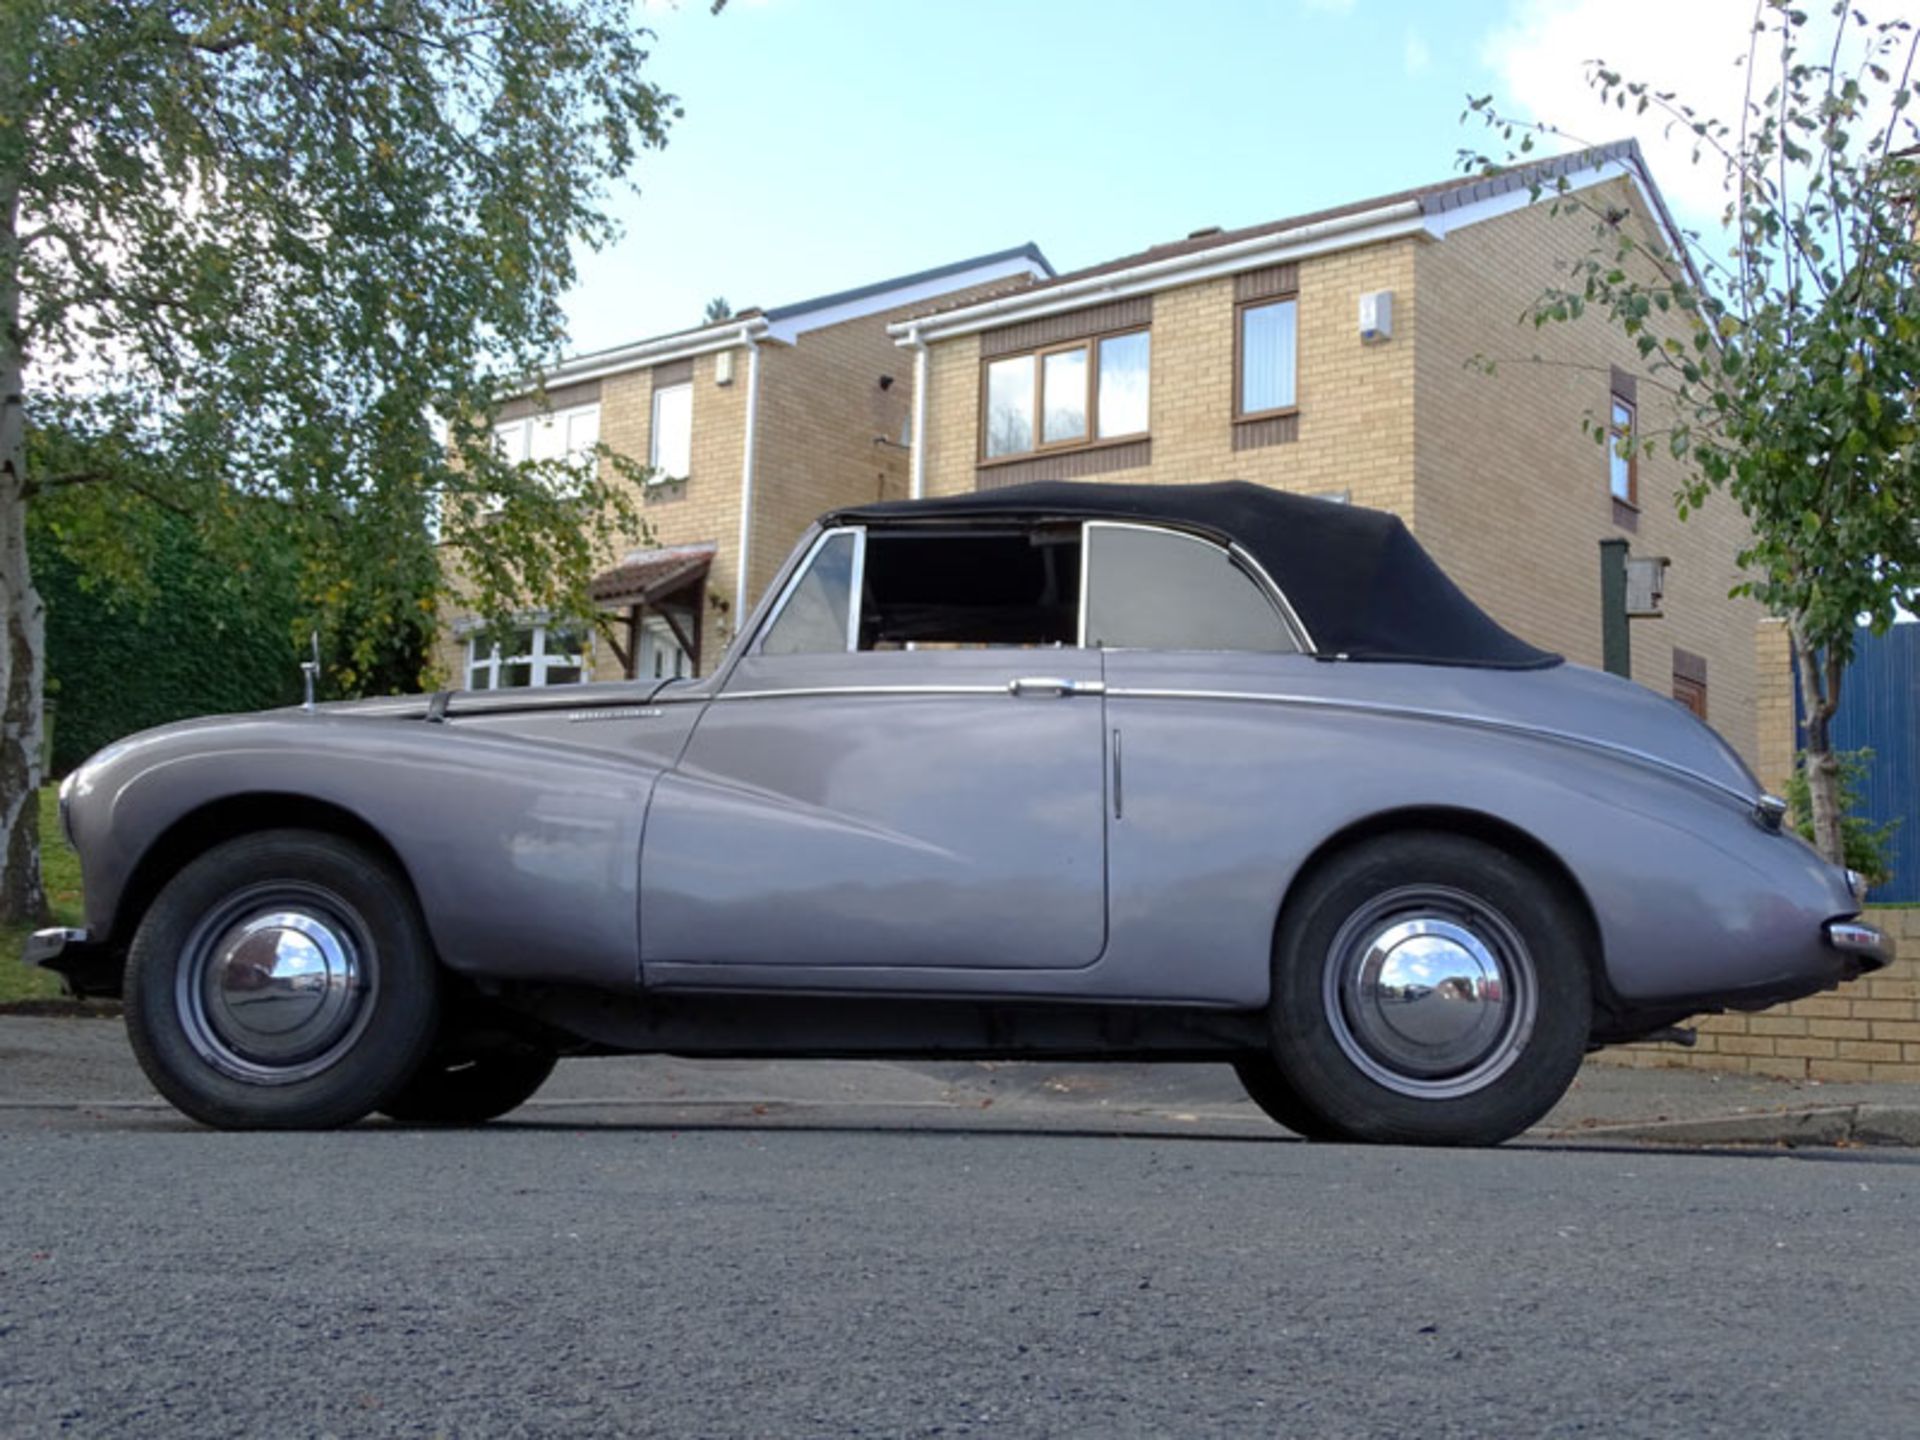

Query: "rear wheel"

xmin=124 ymin=830 xmax=440 ymax=1130
xmin=1264 ymin=832 xmax=1591 ymax=1146
xmin=378 ymin=1039 xmax=558 ymax=1125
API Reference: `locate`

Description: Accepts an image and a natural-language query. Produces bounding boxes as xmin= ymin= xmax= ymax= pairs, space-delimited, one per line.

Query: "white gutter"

xmin=526 ymin=318 xmax=771 ymax=394
xmin=732 ymin=334 xmax=763 ymax=623
xmin=889 ymin=201 xmax=1425 ymax=344
xmin=905 ymin=325 xmax=929 ymax=500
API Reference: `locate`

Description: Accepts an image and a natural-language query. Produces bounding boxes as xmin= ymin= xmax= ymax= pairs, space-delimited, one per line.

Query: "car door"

xmin=1086 ymin=520 xmax=1317 ymax=1006
xmin=639 ymin=524 xmax=1109 ymax=980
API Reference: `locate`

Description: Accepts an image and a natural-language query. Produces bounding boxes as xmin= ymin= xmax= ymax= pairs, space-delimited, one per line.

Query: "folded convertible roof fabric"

xmin=833 ymin=480 xmax=1560 ymax=670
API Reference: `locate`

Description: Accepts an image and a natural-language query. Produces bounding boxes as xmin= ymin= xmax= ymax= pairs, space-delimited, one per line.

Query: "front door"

xmin=639 ymin=525 xmax=1109 ymax=977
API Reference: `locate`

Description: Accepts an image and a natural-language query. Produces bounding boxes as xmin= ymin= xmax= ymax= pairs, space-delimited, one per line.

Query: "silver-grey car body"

xmin=33 ymin=481 xmax=1891 ymax=1139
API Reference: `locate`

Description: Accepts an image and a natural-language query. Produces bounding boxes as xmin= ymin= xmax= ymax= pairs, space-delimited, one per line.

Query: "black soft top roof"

xmin=831 ymin=480 xmax=1560 ymax=670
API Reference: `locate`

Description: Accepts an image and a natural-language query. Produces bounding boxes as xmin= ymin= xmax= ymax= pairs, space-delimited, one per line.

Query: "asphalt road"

xmin=5 ymin=1109 xmax=1920 ymax=1438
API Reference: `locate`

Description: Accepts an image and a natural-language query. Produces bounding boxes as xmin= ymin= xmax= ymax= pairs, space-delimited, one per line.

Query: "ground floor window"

xmin=466 ymin=623 xmax=588 ymax=690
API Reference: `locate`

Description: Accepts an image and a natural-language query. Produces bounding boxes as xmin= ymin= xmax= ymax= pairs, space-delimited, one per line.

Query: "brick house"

xmin=437 ymin=245 xmax=1053 ymax=686
xmin=890 ymin=140 xmax=1764 ymax=765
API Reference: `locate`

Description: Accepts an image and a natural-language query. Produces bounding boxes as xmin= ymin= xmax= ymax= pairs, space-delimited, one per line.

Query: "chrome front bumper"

xmin=23 ymin=927 xmax=122 ymax=999
xmin=25 ymin=927 xmax=90 ymax=968
xmin=1826 ymin=919 xmax=1896 ymax=973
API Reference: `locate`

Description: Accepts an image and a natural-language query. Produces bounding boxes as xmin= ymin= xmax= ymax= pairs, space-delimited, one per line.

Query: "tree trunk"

xmin=1790 ymin=620 xmax=1847 ymax=868
xmin=0 ymin=29 xmax=45 ymax=928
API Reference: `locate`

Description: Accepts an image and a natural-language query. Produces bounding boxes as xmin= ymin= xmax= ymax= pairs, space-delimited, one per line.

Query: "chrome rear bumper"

xmin=1826 ymin=919 xmax=1895 ymax=973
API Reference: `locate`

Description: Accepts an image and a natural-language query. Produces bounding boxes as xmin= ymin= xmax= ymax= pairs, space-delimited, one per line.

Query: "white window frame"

xmin=650 ymin=381 xmax=693 ymax=484
xmin=494 ymin=403 xmax=601 ymax=467
xmin=465 ymin=623 xmax=589 ymax=690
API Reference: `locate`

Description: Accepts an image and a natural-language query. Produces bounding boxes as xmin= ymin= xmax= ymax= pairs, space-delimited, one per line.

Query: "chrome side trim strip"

xmin=713 ymin=684 xmax=1014 ymax=703
xmin=1106 ymin=685 xmax=1763 ymax=809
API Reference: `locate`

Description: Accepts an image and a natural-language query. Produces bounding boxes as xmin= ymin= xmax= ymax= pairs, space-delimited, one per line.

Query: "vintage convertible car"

xmin=32 ymin=481 xmax=1891 ymax=1144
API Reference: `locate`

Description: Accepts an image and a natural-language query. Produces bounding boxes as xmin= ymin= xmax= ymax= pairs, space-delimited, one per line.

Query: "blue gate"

xmin=1797 ymin=624 xmax=1919 ymax=902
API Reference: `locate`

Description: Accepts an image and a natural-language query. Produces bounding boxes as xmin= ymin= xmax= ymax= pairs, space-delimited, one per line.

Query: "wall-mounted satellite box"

xmin=1358 ymin=290 xmax=1393 ymax=343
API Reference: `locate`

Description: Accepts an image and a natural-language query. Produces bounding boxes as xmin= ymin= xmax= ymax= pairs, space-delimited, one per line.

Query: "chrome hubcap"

xmin=1323 ymin=886 xmax=1537 ymax=1100
xmin=178 ymin=887 xmax=375 ymax=1084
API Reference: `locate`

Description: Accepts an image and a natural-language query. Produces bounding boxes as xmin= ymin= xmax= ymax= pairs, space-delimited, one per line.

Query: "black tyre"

xmin=378 ymin=1039 xmax=558 ymax=1125
xmin=124 ymin=830 xmax=440 ymax=1129
xmin=1265 ymin=832 xmax=1591 ymax=1147
xmin=1231 ymin=1055 xmax=1343 ymax=1140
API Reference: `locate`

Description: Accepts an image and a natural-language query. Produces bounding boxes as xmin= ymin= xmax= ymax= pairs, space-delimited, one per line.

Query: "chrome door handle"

xmin=1008 ymin=676 xmax=1106 ymax=698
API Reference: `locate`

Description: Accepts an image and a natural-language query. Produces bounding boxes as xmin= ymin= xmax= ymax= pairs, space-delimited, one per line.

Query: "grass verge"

xmin=1 ymin=788 xmax=86 ymax=1005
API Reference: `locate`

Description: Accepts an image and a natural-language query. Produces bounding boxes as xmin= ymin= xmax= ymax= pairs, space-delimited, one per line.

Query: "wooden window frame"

xmin=1608 ymin=392 xmax=1638 ymax=509
xmin=978 ymin=325 xmax=1150 ymax=467
xmin=1233 ymin=292 xmax=1301 ymax=425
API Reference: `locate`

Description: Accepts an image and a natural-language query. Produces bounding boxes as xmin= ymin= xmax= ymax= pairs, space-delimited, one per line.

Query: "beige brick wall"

xmin=1755 ymin=617 xmax=1796 ymax=796
xmin=1412 ymin=180 xmax=1762 ymax=765
xmin=1598 ymin=907 xmax=1920 ymax=1082
xmin=749 ymin=311 xmax=913 ymax=609
xmin=920 ymin=238 xmax=1420 ymax=517
xmin=598 ymin=352 xmax=749 ymax=671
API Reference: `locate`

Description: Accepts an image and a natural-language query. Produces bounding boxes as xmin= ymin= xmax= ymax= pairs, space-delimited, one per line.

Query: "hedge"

xmin=33 ymin=511 xmax=305 ymax=776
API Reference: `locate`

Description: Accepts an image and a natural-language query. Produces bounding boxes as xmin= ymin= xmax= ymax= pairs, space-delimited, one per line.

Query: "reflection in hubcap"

xmin=179 ymin=889 xmax=374 ymax=1085
xmin=1323 ymin=887 xmax=1537 ymax=1100
xmin=203 ymin=913 xmax=359 ymax=1062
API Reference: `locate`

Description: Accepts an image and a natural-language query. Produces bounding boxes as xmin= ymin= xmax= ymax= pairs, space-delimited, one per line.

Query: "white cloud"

xmin=1477 ymin=0 xmax=1902 ymax=233
xmin=1404 ymin=29 xmax=1431 ymax=76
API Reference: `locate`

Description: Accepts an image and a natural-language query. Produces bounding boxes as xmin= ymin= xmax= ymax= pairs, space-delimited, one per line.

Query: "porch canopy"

xmin=590 ymin=541 xmax=715 ymax=678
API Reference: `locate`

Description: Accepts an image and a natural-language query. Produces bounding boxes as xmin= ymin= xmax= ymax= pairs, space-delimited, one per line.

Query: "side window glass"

xmin=1084 ymin=523 xmax=1297 ymax=652
xmin=761 ymin=531 xmax=857 ymax=655
xmin=856 ymin=528 xmax=1079 ymax=650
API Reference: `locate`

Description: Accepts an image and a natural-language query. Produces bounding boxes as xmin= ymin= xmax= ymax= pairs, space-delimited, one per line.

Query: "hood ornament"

xmin=301 ymin=633 xmax=322 ymax=712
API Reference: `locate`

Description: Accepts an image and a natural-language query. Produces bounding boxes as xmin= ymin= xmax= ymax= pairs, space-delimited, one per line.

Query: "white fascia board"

xmin=764 ymin=255 xmax=1053 ymax=345
xmin=1419 ymin=157 xmax=1629 ymax=237
xmin=890 ymin=201 xmax=1425 ymax=344
xmin=515 ymin=318 xmax=772 ymax=395
xmin=1420 ymin=156 xmax=1700 ymax=290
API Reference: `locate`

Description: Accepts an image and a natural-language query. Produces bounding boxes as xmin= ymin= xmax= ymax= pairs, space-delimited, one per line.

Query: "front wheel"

xmin=124 ymin=830 xmax=440 ymax=1129
xmin=1264 ymin=832 xmax=1592 ymax=1147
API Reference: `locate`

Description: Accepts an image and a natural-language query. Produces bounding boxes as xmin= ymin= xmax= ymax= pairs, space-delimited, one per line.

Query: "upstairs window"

xmin=1237 ymin=297 xmax=1298 ymax=418
xmin=651 ymin=381 xmax=693 ymax=483
xmin=982 ymin=330 xmax=1151 ymax=461
xmin=494 ymin=404 xmax=600 ymax=467
xmin=1608 ymin=395 xmax=1637 ymax=506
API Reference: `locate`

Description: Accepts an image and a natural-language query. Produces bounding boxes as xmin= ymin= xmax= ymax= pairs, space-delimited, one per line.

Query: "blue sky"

xmin=562 ymin=0 xmax=1765 ymax=353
